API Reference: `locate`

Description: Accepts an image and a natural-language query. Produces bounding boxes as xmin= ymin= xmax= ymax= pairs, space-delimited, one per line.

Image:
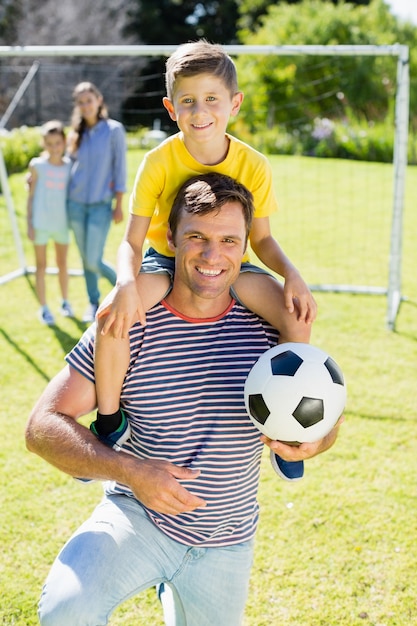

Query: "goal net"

xmin=0 ymin=44 xmax=409 ymax=329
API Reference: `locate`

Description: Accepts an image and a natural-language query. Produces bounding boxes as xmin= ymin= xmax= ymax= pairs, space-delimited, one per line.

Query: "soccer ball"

xmin=244 ymin=342 xmax=346 ymax=444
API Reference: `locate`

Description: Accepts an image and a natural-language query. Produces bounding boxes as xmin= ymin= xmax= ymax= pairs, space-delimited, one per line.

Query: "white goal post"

xmin=0 ymin=44 xmax=410 ymax=330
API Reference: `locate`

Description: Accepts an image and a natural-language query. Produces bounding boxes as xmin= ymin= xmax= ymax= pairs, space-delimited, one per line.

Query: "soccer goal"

xmin=0 ymin=44 xmax=409 ymax=330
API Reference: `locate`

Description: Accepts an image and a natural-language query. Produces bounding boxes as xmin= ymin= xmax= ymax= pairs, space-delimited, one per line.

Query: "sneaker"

xmin=157 ymin=583 xmax=175 ymax=624
xmin=38 ymin=306 xmax=55 ymax=326
xmin=90 ymin=408 xmax=131 ymax=451
xmin=82 ymin=303 xmax=99 ymax=324
xmin=270 ymin=449 xmax=304 ymax=482
xmin=60 ymin=300 xmax=74 ymax=317
xmin=74 ymin=410 xmax=131 ymax=484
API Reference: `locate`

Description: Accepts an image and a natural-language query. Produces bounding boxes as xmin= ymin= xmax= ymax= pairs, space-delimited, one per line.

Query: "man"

xmin=26 ymin=173 xmax=341 ymax=626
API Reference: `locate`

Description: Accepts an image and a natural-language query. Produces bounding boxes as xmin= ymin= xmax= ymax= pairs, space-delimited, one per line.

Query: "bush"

xmin=0 ymin=126 xmax=44 ymax=174
xmin=0 ymin=126 xmax=169 ymax=181
xmin=0 ymin=122 xmax=413 ymax=182
xmin=232 ymin=115 xmax=400 ymax=163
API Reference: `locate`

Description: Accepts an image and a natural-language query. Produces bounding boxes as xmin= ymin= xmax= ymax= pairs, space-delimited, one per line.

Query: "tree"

xmin=123 ymin=0 xmax=240 ymax=44
xmin=238 ymin=0 xmax=371 ymax=33
xmin=234 ymin=0 xmax=416 ymax=134
xmin=0 ymin=0 xmax=22 ymax=43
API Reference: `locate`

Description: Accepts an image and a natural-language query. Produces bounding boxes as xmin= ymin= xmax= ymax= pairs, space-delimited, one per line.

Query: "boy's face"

xmin=163 ymin=74 xmax=243 ymax=147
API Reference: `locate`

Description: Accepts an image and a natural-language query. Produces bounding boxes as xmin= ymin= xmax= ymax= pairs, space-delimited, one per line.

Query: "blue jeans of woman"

xmin=38 ymin=494 xmax=254 ymax=626
xmin=67 ymin=200 xmax=116 ymax=305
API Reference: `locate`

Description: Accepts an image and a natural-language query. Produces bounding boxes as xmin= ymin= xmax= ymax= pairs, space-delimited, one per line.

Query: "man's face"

xmin=168 ymin=201 xmax=247 ymax=302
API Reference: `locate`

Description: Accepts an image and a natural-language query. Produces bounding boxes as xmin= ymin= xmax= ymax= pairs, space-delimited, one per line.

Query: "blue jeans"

xmin=38 ymin=494 xmax=254 ymax=626
xmin=67 ymin=200 xmax=116 ymax=305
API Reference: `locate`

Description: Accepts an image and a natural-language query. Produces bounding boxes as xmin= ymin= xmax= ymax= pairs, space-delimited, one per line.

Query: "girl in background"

xmin=67 ymin=82 xmax=127 ymax=323
xmin=27 ymin=120 xmax=73 ymax=325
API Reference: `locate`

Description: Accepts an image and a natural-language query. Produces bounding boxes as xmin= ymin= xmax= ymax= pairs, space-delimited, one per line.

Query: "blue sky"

xmin=385 ymin=0 xmax=417 ymax=24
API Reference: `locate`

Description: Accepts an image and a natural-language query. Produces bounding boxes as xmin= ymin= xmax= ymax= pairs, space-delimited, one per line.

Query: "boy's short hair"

xmin=41 ymin=120 xmax=65 ymax=138
xmin=165 ymin=40 xmax=239 ymax=100
xmin=169 ymin=173 xmax=254 ymax=243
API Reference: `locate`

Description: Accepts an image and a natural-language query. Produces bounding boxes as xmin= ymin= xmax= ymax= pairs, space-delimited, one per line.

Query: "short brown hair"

xmin=169 ymin=173 xmax=254 ymax=242
xmin=41 ymin=120 xmax=66 ymax=139
xmin=165 ymin=40 xmax=239 ymax=100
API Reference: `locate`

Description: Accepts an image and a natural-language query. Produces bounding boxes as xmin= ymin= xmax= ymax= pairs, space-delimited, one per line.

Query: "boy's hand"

xmin=284 ymin=270 xmax=317 ymax=324
xmin=97 ymin=283 xmax=146 ymax=338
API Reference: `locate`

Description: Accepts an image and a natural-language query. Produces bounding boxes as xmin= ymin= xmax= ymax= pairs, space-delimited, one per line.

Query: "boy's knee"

xmin=279 ymin=316 xmax=312 ymax=344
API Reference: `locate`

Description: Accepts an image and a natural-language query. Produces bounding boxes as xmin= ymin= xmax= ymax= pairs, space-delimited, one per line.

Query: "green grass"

xmin=1 ymin=151 xmax=417 ymax=625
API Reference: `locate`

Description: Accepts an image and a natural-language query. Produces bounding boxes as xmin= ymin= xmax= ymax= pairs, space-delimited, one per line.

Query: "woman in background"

xmin=67 ymin=81 xmax=127 ymax=323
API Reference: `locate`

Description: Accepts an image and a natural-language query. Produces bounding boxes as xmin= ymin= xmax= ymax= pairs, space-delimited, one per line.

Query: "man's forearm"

xmin=25 ymin=407 xmax=134 ymax=482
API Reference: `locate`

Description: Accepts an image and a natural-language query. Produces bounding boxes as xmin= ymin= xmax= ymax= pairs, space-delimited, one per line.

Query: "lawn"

xmin=1 ymin=150 xmax=416 ymax=625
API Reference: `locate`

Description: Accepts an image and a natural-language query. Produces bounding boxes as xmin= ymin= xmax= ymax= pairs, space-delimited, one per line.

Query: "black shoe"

xmin=75 ymin=410 xmax=131 ymax=484
xmin=90 ymin=409 xmax=131 ymax=451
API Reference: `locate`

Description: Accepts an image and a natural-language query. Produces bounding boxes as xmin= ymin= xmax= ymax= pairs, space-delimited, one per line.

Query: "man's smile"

xmin=196 ymin=266 xmax=223 ymax=276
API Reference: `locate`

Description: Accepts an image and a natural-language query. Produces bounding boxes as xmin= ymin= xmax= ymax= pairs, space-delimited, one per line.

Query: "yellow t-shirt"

xmin=129 ymin=132 xmax=278 ymax=259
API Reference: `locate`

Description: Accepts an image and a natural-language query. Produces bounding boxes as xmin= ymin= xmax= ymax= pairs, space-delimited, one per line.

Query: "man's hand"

xmin=125 ymin=457 xmax=207 ymax=515
xmin=25 ymin=365 xmax=206 ymax=517
xmin=261 ymin=415 xmax=344 ymax=461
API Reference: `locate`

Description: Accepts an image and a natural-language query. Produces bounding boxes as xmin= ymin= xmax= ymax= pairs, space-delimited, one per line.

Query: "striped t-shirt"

xmin=66 ymin=299 xmax=278 ymax=547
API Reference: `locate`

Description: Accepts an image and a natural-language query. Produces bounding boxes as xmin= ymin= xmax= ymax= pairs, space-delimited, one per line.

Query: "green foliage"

xmin=233 ymin=111 xmax=397 ymax=162
xmin=237 ymin=0 xmax=396 ymax=123
xmin=0 ymin=0 xmax=22 ymax=42
xmin=2 ymin=118 xmax=414 ymax=181
xmin=238 ymin=0 xmax=284 ymax=33
xmin=123 ymin=0 xmax=240 ymax=44
xmin=0 ymin=126 xmax=43 ymax=174
xmin=0 ymin=127 xmax=164 ymax=179
xmin=235 ymin=0 xmax=417 ymax=160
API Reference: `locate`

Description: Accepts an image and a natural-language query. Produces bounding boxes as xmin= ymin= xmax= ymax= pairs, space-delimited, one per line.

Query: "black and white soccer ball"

xmin=244 ymin=342 xmax=346 ymax=444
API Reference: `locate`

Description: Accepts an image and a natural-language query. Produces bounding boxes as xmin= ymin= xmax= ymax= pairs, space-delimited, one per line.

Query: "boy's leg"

xmin=95 ymin=319 xmax=131 ymax=417
xmin=93 ymin=271 xmax=171 ymax=437
xmin=233 ymin=269 xmax=308 ymax=481
xmin=91 ymin=248 xmax=174 ymax=448
xmin=34 ymin=244 xmax=47 ymax=307
xmin=34 ymin=242 xmax=55 ymax=326
xmin=233 ymin=271 xmax=311 ymax=344
xmin=54 ymin=242 xmax=69 ymax=303
xmin=136 ymin=272 xmax=173 ymax=310
xmin=38 ymin=495 xmax=187 ymax=626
